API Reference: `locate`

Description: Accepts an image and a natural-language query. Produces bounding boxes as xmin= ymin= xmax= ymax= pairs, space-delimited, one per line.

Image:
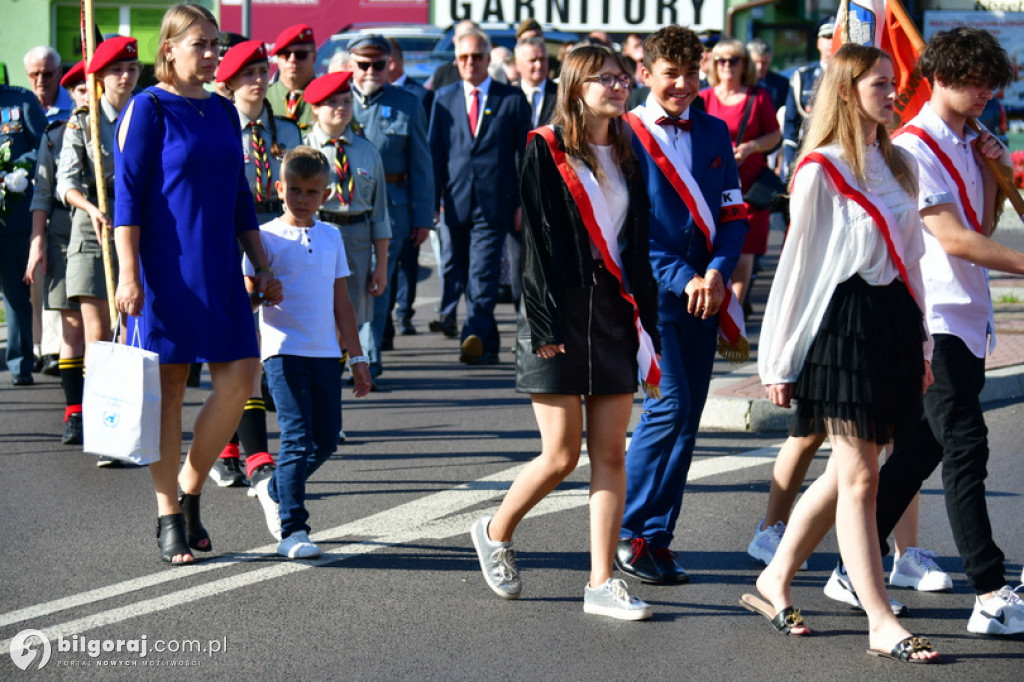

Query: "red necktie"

xmin=656 ymin=115 xmax=692 ymax=131
xmin=468 ymin=88 xmax=480 ymax=136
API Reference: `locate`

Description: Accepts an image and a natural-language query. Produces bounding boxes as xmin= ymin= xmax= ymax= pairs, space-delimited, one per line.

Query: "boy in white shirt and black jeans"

xmin=873 ymin=27 xmax=1024 ymax=635
xmin=244 ymin=145 xmax=372 ymax=559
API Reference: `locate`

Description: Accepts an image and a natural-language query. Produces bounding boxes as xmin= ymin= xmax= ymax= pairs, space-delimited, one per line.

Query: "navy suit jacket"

xmin=429 ymin=79 xmax=531 ymax=229
xmin=632 ymin=106 xmax=748 ymax=323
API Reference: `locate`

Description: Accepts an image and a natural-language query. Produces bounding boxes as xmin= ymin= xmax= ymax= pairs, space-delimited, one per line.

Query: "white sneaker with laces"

xmin=824 ymin=563 xmax=908 ymax=617
xmin=277 ymin=531 xmax=321 ymax=559
xmin=253 ymin=476 xmax=282 ymax=540
xmin=968 ymin=585 xmax=1024 ymax=635
xmin=746 ymin=519 xmax=808 ymax=571
xmin=583 ymin=578 xmax=652 ymax=621
xmin=469 ymin=516 xmax=521 ymax=599
xmin=889 ymin=547 xmax=953 ymax=592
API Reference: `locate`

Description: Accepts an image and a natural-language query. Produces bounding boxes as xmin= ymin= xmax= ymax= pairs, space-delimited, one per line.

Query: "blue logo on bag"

xmin=103 ymin=410 xmax=120 ymax=428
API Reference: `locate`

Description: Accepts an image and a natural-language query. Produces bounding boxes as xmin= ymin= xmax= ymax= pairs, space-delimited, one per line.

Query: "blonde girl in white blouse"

xmin=745 ymin=44 xmax=940 ymax=664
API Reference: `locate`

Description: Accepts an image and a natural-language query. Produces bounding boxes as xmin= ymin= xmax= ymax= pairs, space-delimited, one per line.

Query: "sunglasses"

xmin=279 ymin=49 xmax=311 ymax=61
xmin=715 ymin=56 xmax=743 ymax=67
xmin=354 ymin=59 xmax=388 ymax=72
xmin=457 ymin=52 xmax=485 ymax=62
xmin=28 ymin=70 xmax=56 ymax=79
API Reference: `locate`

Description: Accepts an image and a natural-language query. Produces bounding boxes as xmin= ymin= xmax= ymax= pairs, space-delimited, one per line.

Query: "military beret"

xmin=61 ymin=61 xmax=86 ymax=89
xmin=271 ymin=24 xmax=315 ymax=55
xmin=87 ymin=36 xmax=138 ymax=74
xmin=516 ymin=18 xmax=542 ymax=38
xmin=347 ymin=34 xmax=391 ymax=55
xmin=303 ymin=71 xmax=353 ymax=105
xmin=216 ymin=40 xmax=269 ymax=83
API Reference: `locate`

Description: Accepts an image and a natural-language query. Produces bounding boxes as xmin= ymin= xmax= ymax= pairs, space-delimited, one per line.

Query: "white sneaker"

xmin=469 ymin=516 xmax=521 ymax=599
xmin=253 ymin=476 xmax=282 ymax=540
xmin=824 ymin=563 xmax=908 ymax=617
xmin=746 ymin=519 xmax=808 ymax=571
xmin=277 ymin=530 xmax=321 ymax=559
xmin=889 ymin=547 xmax=953 ymax=592
xmin=967 ymin=585 xmax=1024 ymax=635
xmin=583 ymin=578 xmax=652 ymax=621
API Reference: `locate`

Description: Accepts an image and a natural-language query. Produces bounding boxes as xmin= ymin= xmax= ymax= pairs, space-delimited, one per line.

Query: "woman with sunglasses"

xmin=698 ymin=38 xmax=780 ymax=310
xmin=469 ymin=45 xmax=660 ymax=621
xmin=113 ymin=4 xmax=281 ymax=564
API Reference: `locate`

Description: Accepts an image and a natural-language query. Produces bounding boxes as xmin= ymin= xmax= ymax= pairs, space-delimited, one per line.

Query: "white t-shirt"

xmin=242 ymin=218 xmax=351 ymax=361
xmin=894 ymin=103 xmax=994 ymax=358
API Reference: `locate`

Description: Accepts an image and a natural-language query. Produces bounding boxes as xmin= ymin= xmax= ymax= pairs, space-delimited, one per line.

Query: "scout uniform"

xmin=266 ymin=24 xmax=316 ymax=133
xmin=303 ymin=71 xmax=390 ymax=326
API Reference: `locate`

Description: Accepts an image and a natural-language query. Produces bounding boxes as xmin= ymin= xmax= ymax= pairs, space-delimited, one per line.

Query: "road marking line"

xmin=1 ymin=443 xmax=782 ymax=652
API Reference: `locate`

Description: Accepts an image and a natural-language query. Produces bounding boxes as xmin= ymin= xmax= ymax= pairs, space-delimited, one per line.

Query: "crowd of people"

xmin=3 ymin=3 xmax=1024 ymax=662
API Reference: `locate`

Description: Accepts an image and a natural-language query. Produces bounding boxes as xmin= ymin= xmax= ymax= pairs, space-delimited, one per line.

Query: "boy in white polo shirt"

xmin=244 ymin=146 xmax=372 ymax=559
xmin=872 ymin=27 xmax=1024 ymax=635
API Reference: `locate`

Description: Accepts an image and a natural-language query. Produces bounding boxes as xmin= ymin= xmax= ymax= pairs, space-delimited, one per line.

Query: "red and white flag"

xmin=832 ymin=0 xmax=930 ymax=126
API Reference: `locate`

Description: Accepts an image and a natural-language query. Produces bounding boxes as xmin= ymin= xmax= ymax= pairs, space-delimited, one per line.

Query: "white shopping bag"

xmin=83 ymin=326 xmax=161 ymax=465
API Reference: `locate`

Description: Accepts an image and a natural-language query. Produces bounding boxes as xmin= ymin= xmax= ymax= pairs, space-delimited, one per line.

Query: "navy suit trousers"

xmin=440 ymin=204 xmax=503 ymax=355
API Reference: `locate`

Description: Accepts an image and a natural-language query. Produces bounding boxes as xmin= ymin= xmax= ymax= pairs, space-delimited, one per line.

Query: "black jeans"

xmin=876 ymin=334 xmax=1006 ymax=594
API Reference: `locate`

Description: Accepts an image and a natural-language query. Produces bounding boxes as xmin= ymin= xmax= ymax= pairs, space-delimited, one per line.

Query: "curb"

xmin=700 ymin=363 xmax=1024 ymax=432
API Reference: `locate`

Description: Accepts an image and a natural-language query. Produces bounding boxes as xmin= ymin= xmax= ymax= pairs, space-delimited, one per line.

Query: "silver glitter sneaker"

xmin=583 ymin=578 xmax=653 ymax=621
xmin=470 ymin=516 xmax=522 ymax=599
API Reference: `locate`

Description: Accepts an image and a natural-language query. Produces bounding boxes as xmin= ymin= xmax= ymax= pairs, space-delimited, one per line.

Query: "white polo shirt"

xmin=894 ymin=103 xmax=995 ymax=358
xmin=243 ymin=218 xmax=351 ymax=361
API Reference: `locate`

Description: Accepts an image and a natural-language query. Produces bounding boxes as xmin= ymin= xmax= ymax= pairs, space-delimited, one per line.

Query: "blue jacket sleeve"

xmin=407 ymin=98 xmax=435 ymax=228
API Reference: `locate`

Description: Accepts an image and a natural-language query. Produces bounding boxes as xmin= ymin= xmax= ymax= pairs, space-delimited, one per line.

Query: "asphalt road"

xmin=2 ymin=293 xmax=1023 ymax=680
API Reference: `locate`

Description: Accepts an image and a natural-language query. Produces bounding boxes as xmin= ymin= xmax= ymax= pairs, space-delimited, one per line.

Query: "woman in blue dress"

xmin=113 ymin=3 xmax=282 ymax=564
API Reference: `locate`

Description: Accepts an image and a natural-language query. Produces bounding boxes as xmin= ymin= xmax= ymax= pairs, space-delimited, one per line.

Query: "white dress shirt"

xmin=643 ymin=92 xmax=693 ymax=171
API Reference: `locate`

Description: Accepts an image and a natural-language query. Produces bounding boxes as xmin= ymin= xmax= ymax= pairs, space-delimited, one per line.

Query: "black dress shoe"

xmin=398 ymin=318 xmax=416 ymax=335
xmin=651 ymin=547 xmax=690 ymax=584
xmin=41 ymin=354 xmax=60 ymax=376
xmin=428 ymin=319 xmax=459 ymax=337
xmin=614 ymin=537 xmax=665 ymax=584
xmin=11 ymin=374 xmax=34 ymax=386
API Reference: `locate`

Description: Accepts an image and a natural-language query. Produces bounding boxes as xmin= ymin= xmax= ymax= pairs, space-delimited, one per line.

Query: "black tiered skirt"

xmin=790 ymin=275 xmax=926 ymax=445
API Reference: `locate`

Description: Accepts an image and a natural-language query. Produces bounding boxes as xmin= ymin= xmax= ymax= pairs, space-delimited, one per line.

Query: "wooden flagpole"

xmin=81 ymin=0 xmax=118 ymax=328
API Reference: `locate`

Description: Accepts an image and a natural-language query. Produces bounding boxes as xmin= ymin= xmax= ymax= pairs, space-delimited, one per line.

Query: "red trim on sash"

xmin=894 ymin=125 xmax=983 ymax=234
xmin=624 ymin=112 xmax=714 ymax=251
xmin=798 ymin=152 xmax=918 ymax=303
xmin=531 ymin=127 xmax=661 ymax=387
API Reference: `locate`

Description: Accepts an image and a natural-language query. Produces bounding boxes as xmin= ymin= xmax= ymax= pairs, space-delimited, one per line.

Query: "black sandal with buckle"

xmin=867 ymin=636 xmax=940 ymax=664
xmin=740 ymin=593 xmax=812 ymax=635
xmin=179 ymin=492 xmax=211 ymax=552
xmin=157 ymin=513 xmax=193 ymax=564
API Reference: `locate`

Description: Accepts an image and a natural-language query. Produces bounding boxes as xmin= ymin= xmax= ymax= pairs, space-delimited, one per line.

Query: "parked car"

xmin=315 ymin=23 xmax=446 ymax=82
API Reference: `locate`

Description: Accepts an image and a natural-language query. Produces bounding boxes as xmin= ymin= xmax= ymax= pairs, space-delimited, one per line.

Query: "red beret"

xmin=303 ymin=72 xmax=353 ymax=105
xmin=216 ymin=40 xmax=269 ymax=83
xmin=270 ymin=24 xmax=315 ymax=55
xmin=61 ymin=61 xmax=86 ymax=88
xmin=87 ymin=36 xmax=138 ymax=74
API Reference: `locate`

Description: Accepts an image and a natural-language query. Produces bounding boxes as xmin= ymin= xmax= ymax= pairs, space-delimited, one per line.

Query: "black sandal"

xmin=157 ymin=513 xmax=193 ymax=564
xmin=867 ymin=636 xmax=940 ymax=664
xmin=179 ymin=492 xmax=212 ymax=552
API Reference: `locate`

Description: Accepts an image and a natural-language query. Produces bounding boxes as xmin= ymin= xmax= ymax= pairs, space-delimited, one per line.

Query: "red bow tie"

xmin=656 ymin=116 xmax=692 ymax=131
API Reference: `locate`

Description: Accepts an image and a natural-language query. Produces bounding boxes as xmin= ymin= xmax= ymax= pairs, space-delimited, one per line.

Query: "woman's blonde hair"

xmin=793 ymin=43 xmax=915 ymax=196
xmin=551 ymin=44 xmax=634 ymax=182
xmin=154 ymin=3 xmax=218 ymax=84
xmin=706 ymin=38 xmax=757 ymax=88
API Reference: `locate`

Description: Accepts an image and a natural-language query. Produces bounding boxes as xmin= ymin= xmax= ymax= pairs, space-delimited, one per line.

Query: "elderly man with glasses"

xmin=23 ymin=46 xmax=72 ymax=123
xmin=266 ymin=24 xmax=317 ymax=132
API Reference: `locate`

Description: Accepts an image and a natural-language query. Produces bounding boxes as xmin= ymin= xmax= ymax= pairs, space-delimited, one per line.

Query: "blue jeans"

xmin=264 ymin=355 xmax=342 ymax=539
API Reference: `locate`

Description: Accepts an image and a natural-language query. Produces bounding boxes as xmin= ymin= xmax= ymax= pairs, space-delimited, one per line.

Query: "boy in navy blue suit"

xmin=616 ymin=25 xmax=748 ymax=585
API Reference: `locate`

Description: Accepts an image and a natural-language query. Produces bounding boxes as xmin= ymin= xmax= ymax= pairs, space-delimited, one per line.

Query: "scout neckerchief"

xmin=893 ymin=124 xmax=983 ymax=234
xmin=326 ymin=135 xmax=353 ymax=207
xmin=624 ymin=107 xmax=749 ymax=362
xmin=531 ymin=126 xmax=661 ymax=397
xmin=284 ymin=90 xmax=302 ymax=121
xmin=247 ymin=122 xmax=270 ymax=203
xmin=796 ymin=149 xmax=917 ymax=304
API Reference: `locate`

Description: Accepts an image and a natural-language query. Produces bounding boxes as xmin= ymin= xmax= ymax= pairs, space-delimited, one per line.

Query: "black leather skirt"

xmin=515 ymin=263 xmax=639 ymax=395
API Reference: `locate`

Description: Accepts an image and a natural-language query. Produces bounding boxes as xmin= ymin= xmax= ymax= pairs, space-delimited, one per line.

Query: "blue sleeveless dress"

xmin=114 ymin=86 xmax=259 ymax=364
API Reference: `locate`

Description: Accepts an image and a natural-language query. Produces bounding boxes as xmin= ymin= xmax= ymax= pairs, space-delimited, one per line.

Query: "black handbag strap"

xmin=734 ymin=88 xmax=756 ymax=146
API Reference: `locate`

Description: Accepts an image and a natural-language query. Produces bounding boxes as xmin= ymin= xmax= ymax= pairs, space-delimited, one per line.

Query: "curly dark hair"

xmin=643 ymin=24 xmax=704 ymax=71
xmin=918 ymin=26 xmax=1012 ymax=89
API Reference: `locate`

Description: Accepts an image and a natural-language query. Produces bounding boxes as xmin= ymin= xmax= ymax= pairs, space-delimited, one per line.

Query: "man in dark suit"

xmin=428 ymin=28 xmax=531 ymax=364
xmin=747 ymin=38 xmax=789 ymax=113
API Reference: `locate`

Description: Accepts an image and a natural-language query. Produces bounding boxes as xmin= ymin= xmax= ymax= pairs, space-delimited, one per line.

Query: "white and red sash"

xmin=796 ymin=150 xmax=917 ymax=303
xmin=531 ymin=126 xmax=661 ymax=394
xmin=624 ymin=108 xmax=749 ymax=361
xmin=894 ymin=124 xmax=983 ymax=234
